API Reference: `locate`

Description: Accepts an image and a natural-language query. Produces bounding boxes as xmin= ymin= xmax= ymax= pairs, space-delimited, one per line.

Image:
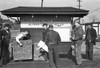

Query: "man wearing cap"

xmin=1 ymin=24 xmax=11 ymax=65
xmin=71 ymin=20 xmax=84 ymax=65
xmin=45 ymin=25 xmax=61 ymax=67
xmin=42 ymin=23 xmax=49 ymax=42
xmin=39 ymin=23 xmax=49 ymax=61
xmin=85 ymin=24 xmax=97 ymax=61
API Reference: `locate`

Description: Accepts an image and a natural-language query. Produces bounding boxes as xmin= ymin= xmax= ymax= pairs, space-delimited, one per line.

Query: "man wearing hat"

xmin=85 ymin=24 xmax=97 ymax=61
xmin=45 ymin=25 xmax=61 ymax=68
xmin=39 ymin=23 xmax=49 ymax=61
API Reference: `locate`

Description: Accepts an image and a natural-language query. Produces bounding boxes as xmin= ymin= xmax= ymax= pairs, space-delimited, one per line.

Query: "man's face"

xmin=43 ymin=25 xmax=48 ymax=29
xmin=74 ymin=19 xmax=80 ymax=27
xmin=88 ymin=25 xmax=92 ymax=29
xmin=5 ymin=26 xmax=9 ymax=30
xmin=49 ymin=27 xmax=53 ymax=30
xmin=75 ymin=22 xmax=80 ymax=27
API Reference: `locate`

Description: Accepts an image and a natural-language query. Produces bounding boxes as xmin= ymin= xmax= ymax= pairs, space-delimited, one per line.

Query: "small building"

xmin=1 ymin=6 xmax=89 ymax=60
xmin=1 ymin=6 xmax=89 ymax=42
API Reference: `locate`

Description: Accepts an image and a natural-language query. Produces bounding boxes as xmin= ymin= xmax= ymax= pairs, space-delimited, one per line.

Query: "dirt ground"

xmin=1 ymin=41 xmax=100 ymax=68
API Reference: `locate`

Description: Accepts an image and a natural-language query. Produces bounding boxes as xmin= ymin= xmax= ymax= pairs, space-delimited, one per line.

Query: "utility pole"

xmin=41 ymin=0 xmax=44 ymax=7
xmin=77 ymin=0 xmax=82 ymax=24
xmin=77 ymin=0 xmax=82 ymax=9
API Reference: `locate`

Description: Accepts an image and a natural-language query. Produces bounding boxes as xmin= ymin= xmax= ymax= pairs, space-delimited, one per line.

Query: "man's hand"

xmin=40 ymin=48 xmax=45 ymax=51
xmin=70 ymin=36 xmax=75 ymax=40
xmin=89 ymin=40 xmax=91 ymax=43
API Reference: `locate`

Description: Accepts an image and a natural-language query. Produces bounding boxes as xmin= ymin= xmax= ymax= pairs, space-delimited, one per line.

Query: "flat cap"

xmin=42 ymin=23 xmax=48 ymax=26
xmin=49 ymin=25 xmax=53 ymax=28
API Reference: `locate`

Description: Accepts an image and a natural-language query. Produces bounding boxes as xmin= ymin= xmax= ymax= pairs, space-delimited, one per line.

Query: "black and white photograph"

xmin=0 ymin=0 xmax=100 ymax=68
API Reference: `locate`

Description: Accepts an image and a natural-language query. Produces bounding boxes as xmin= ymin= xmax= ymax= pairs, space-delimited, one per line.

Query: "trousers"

xmin=0 ymin=40 xmax=10 ymax=65
xmin=86 ymin=41 xmax=93 ymax=60
xmin=74 ymin=41 xmax=82 ymax=65
xmin=48 ymin=44 xmax=59 ymax=67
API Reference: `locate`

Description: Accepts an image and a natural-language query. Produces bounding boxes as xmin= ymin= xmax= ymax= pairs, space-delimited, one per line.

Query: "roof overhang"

xmin=1 ymin=6 xmax=89 ymax=17
xmin=82 ymin=22 xmax=100 ymax=25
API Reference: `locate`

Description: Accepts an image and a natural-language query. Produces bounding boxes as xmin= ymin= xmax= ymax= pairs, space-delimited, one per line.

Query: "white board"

xmin=54 ymin=27 xmax=71 ymax=42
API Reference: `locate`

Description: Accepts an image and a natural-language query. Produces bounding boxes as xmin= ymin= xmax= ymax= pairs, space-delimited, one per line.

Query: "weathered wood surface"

xmin=13 ymin=40 xmax=32 ymax=60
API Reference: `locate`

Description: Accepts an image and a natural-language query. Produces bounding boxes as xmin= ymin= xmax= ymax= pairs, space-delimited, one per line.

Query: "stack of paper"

xmin=37 ymin=40 xmax=48 ymax=52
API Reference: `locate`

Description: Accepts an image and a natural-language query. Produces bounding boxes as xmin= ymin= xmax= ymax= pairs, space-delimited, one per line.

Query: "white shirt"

xmin=16 ymin=32 xmax=25 ymax=40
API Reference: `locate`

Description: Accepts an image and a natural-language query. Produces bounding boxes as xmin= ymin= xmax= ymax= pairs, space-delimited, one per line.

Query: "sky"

xmin=0 ymin=0 xmax=100 ymax=23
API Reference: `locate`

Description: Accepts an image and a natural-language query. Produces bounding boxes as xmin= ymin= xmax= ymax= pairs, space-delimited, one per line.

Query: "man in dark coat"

xmin=39 ymin=23 xmax=49 ymax=61
xmin=85 ymin=24 xmax=97 ymax=61
xmin=42 ymin=23 xmax=49 ymax=42
xmin=0 ymin=24 xmax=11 ymax=66
xmin=45 ymin=25 xmax=61 ymax=67
xmin=0 ymin=24 xmax=2 ymax=67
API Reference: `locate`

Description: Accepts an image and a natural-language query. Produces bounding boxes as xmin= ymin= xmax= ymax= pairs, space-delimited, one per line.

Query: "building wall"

xmin=20 ymin=15 xmax=72 ymax=60
xmin=20 ymin=15 xmax=71 ymax=43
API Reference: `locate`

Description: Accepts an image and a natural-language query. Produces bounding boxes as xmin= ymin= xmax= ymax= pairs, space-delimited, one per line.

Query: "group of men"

xmin=71 ymin=19 xmax=97 ymax=66
xmin=41 ymin=19 xmax=97 ymax=68
xmin=0 ymin=24 xmax=11 ymax=67
xmin=0 ymin=20 xmax=97 ymax=67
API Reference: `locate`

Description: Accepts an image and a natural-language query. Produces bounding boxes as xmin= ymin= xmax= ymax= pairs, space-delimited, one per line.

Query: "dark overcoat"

xmin=85 ymin=28 xmax=97 ymax=45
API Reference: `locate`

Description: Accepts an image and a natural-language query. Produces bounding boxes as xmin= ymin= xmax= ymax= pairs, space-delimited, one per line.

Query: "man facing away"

xmin=45 ymin=25 xmax=61 ymax=68
xmin=85 ymin=24 xmax=97 ymax=61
